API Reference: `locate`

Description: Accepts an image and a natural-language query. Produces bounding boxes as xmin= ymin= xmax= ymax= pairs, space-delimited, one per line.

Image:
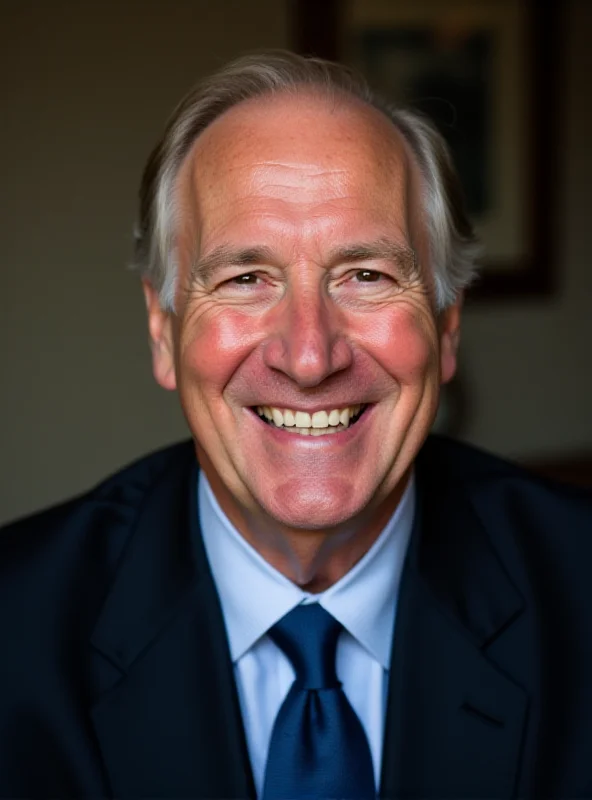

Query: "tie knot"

xmin=268 ymin=604 xmax=342 ymax=690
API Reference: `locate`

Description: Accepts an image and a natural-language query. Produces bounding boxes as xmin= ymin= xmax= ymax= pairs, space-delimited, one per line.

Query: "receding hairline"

xmin=178 ymin=83 xmax=417 ymax=183
xmin=173 ymin=85 xmax=424 ymax=240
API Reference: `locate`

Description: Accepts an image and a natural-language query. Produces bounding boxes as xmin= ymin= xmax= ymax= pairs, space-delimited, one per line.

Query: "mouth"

xmin=252 ymin=403 xmax=369 ymax=436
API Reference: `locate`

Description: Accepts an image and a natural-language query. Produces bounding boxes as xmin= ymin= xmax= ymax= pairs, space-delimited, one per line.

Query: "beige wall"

xmin=1 ymin=0 xmax=590 ymax=525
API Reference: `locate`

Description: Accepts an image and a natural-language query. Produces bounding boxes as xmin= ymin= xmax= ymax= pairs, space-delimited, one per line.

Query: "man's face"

xmin=145 ymin=92 xmax=461 ymax=534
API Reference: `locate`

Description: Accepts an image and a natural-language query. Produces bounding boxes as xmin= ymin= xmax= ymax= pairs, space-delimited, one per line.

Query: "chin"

xmin=255 ymin=478 xmax=371 ymax=532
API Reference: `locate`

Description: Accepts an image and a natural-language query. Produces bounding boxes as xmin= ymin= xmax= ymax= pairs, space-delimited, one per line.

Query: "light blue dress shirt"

xmin=199 ymin=471 xmax=415 ymax=795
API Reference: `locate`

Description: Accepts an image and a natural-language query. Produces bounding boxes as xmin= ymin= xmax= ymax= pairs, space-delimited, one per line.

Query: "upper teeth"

xmin=256 ymin=405 xmax=363 ymax=429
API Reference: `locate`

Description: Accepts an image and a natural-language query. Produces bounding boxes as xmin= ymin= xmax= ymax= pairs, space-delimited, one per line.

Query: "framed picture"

xmin=291 ymin=0 xmax=563 ymax=301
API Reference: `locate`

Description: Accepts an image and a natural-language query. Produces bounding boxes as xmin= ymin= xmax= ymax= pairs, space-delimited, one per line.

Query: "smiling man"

xmin=145 ymin=86 xmax=459 ymax=593
xmin=1 ymin=52 xmax=592 ymax=799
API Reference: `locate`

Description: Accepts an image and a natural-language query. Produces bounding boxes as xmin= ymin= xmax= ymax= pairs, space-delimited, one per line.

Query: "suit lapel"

xmin=89 ymin=451 xmax=255 ymax=799
xmin=380 ymin=450 xmax=529 ymax=799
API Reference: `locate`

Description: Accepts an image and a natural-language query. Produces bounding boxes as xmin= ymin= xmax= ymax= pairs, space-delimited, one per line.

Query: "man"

xmin=1 ymin=51 xmax=591 ymax=799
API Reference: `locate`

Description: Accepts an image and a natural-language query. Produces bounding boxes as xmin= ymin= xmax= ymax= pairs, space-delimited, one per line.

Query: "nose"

xmin=262 ymin=284 xmax=353 ymax=387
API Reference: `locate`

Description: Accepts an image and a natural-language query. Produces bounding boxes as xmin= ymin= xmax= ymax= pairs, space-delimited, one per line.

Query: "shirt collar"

xmin=199 ymin=472 xmax=415 ymax=670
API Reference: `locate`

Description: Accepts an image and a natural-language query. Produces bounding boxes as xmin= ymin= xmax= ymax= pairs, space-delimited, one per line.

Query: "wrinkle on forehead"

xmin=208 ymin=159 xmax=355 ymax=190
xmin=247 ymin=161 xmax=351 ymax=180
xmin=244 ymin=165 xmax=360 ymax=205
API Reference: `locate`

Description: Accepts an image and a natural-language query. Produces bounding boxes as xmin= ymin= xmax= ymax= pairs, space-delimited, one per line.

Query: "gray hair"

xmin=132 ymin=50 xmax=480 ymax=312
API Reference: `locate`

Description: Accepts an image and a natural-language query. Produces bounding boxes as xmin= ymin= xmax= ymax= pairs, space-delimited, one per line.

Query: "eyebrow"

xmin=189 ymin=238 xmax=418 ymax=285
xmin=327 ymin=239 xmax=418 ymax=279
xmin=190 ymin=245 xmax=276 ymax=285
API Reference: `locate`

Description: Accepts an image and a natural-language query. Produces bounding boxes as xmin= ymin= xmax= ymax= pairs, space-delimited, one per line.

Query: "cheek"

xmin=178 ymin=308 xmax=262 ymax=391
xmin=354 ymin=305 xmax=438 ymax=383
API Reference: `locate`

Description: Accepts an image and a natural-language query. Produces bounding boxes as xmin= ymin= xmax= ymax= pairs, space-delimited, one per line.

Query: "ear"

xmin=439 ymin=294 xmax=463 ymax=385
xmin=142 ymin=279 xmax=177 ymax=391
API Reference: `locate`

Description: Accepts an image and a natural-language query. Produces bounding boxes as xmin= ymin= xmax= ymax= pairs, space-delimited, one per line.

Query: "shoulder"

xmin=0 ymin=440 xmax=196 ymax=583
xmin=419 ymin=433 xmax=592 ymax=561
xmin=421 ymin=433 xmax=589 ymax=492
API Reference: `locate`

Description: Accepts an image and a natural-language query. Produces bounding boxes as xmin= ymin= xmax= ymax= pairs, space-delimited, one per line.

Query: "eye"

xmin=230 ymin=272 xmax=260 ymax=285
xmin=354 ymin=269 xmax=383 ymax=283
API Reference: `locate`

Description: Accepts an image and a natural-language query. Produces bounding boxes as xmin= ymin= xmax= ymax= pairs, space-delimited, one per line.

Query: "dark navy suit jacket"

xmin=1 ymin=436 xmax=592 ymax=798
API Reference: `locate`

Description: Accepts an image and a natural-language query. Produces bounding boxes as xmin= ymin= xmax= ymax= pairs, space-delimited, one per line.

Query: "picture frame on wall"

xmin=291 ymin=0 xmax=562 ymax=301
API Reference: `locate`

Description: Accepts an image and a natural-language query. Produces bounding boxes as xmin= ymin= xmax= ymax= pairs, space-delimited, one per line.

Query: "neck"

xmin=202 ymin=462 xmax=410 ymax=593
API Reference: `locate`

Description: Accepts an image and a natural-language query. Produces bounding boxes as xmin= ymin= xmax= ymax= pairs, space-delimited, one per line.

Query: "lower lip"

xmin=248 ymin=406 xmax=374 ymax=446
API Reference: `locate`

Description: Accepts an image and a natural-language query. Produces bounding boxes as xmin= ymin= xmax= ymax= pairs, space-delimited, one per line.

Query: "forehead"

xmin=179 ymin=90 xmax=415 ymax=212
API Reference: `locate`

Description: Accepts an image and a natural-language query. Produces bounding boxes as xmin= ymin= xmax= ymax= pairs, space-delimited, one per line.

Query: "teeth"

xmin=328 ymin=409 xmax=340 ymax=426
xmin=311 ymin=410 xmax=329 ymax=428
xmin=294 ymin=411 xmax=311 ymax=428
xmin=256 ymin=403 xmax=365 ymax=433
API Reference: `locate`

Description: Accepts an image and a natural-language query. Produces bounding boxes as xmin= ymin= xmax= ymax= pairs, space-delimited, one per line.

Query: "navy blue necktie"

xmin=262 ymin=603 xmax=376 ymax=799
